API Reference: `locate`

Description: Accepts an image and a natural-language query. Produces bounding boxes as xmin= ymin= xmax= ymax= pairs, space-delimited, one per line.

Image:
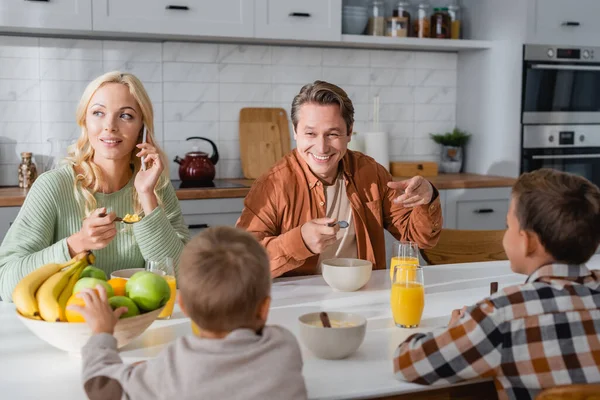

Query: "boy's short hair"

xmin=512 ymin=168 xmax=600 ymax=264
xmin=178 ymin=226 xmax=271 ymax=332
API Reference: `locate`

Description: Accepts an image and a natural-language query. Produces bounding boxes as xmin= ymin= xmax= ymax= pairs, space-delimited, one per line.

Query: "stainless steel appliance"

xmin=521 ymin=45 xmax=600 ymax=187
xmin=522 ymin=44 xmax=600 ymax=125
xmin=521 ymin=125 xmax=600 ymax=187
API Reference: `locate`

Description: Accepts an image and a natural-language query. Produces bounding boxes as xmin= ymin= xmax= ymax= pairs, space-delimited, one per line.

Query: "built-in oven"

xmin=522 ymin=44 xmax=600 ymax=125
xmin=521 ymin=125 xmax=600 ymax=188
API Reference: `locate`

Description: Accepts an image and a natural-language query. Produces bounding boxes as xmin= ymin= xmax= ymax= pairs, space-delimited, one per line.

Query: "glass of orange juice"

xmin=389 ymin=241 xmax=420 ymax=281
xmin=391 ymin=263 xmax=425 ymax=328
xmin=146 ymin=258 xmax=177 ymax=320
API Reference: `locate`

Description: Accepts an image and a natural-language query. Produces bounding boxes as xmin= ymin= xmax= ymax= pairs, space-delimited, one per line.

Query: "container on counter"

xmin=367 ymin=0 xmax=386 ymax=36
xmin=448 ymin=3 xmax=461 ymax=39
xmin=430 ymin=7 xmax=451 ymax=39
xmin=386 ymin=16 xmax=408 ymax=37
xmin=393 ymin=1 xmax=412 ymax=36
xmin=413 ymin=3 xmax=430 ymax=38
xmin=18 ymin=152 xmax=37 ymax=189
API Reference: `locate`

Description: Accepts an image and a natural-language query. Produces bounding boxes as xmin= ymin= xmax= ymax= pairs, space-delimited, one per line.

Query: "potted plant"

xmin=430 ymin=128 xmax=471 ymax=173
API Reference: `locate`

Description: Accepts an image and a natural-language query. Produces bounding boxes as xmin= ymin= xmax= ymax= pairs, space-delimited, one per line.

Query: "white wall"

xmin=0 ymin=35 xmax=459 ymax=185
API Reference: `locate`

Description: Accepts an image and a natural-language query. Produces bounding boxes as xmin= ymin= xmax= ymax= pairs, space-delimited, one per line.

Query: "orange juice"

xmin=391 ymin=281 xmax=425 ymax=327
xmin=390 ymin=256 xmax=419 ymax=281
xmin=159 ymin=275 xmax=177 ymax=319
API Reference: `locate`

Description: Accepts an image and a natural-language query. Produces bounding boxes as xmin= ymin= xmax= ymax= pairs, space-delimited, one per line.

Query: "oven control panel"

xmin=523 ymin=125 xmax=600 ymax=149
xmin=525 ymin=44 xmax=600 ymax=63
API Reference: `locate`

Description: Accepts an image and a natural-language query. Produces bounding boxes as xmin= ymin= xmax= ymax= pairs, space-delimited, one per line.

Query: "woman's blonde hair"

xmin=65 ymin=71 xmax=168 ymax=216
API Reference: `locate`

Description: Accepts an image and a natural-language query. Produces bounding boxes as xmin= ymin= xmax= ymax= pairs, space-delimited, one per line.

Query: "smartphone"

xmin=141 ymin=125 xmax=147 ymax=171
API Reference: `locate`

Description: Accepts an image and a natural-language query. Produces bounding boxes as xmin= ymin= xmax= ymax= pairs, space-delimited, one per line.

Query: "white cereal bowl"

xmin=16 ymin=306 xmax=164 ymax=353
xmin=110 ymin=268 xmax=145 ymax=280
xmin=321 ymin=258 xmax=372 ymax=292
xmin=298 ymin=312 xmax=367 ymax=359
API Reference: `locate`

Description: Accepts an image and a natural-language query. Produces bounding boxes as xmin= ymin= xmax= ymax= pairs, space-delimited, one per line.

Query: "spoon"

xmin=327 ymin=220 xmax=349 ymax=228
xmin=98 ymin=212 xmax=141 ymax=225
xmin=319 ymin=312 xmax=332 ymax=328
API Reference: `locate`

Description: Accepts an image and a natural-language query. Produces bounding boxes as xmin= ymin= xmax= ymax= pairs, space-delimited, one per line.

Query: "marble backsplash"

xmin=0 ymin=35 xmax=457 ymax=185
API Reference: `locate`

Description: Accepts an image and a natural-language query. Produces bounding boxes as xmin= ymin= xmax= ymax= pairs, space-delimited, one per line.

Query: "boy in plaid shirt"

xmin=393 ymin=169 xmax=600 ymax=400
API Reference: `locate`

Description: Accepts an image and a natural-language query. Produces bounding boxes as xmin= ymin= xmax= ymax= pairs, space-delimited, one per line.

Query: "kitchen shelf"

xmin=340 ymin=34 xmax=494 ymax=52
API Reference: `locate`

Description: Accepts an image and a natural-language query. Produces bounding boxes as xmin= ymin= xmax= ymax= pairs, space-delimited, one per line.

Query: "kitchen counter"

xmin=7 ymin=256 xmax=596 ymax=399
xmin=0 ymin=174 xmax=515 ymax=207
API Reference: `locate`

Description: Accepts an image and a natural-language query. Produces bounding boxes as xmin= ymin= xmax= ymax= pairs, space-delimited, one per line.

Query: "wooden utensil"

xmin=490 ymin=281 xmax=498 ymax=295
xmin=320 ymin=312 xmax=332 ymax=328
xmin=239 ymin=108 xmax=292 ymax=179
xmin=390 ymin=161 xmax=439 ymax=177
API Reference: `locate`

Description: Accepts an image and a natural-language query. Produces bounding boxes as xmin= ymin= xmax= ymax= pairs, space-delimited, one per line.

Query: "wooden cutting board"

xmin=239 ymin=108 xmax=292 ymax=179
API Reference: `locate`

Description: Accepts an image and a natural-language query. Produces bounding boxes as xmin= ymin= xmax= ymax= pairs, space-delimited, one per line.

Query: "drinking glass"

xmin=390 ymin=263 xmax=425 ymax=328
xmin=389 ymin=240 xmax=420 ymax=281
xmin=145 ymin=258 xmax=176 ymax=320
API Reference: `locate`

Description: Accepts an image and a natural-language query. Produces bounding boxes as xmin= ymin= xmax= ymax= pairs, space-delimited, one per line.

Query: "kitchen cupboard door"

xmin=444 ymin=187 xmax=511 ymax=231
xmin=0 ymin=0 xmax=92 ymax=31
xmin=0 ymin=207 xmax=21 ymax=243
xmin=179 ymin=198 xmax=244 ymax=238
xmin=527 ymin=0 xmax=600 ymax=46
xmin=93 ymin=0 xmax=254 ymax=38
xmin=255 ymin=0 xmax=341 ymax=41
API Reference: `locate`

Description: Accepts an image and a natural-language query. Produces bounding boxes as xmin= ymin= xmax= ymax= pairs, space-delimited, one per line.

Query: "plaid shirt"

xmin=393 ymin=263 xmax=600 ymax=400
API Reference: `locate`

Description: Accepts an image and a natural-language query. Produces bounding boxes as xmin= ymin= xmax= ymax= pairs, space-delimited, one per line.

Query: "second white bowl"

xmin=321 ymin=258 xmax=372 ymax=292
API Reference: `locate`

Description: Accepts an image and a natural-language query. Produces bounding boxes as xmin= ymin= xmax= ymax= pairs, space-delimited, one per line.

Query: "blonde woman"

xmin=0 ymin=71 xmax=190 ymax=301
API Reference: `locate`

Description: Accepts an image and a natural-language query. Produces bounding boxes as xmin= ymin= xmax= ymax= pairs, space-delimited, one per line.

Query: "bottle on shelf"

xmin=413 ymin=2 xmax=431 ymax=39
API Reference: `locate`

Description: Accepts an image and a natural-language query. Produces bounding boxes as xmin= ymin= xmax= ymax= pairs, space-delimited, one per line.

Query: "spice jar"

xmin=430 ymin=7 xmax=451 ymax=39
xmin=367 ymin=0 xmax=386 ymax=36
xmin=393 ymin=1 xmax=412 ymax=36
xmin=413 ymin=3 xmax=430 ymax=39
xmin=386 ymin=16 xmax=408 ymax=37
xmin=448 ymin=3 xmax=461 ymax=39
xmin=18 ymin=152 xmax=37 ymax=189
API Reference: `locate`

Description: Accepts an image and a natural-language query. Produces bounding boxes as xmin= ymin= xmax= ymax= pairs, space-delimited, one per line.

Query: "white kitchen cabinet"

xmin=442 ymin=187 xmax=511 ymax=231
xmin=254 ymin=0 xmax=341 ymax=41
xmin=0 ymin=207 xmax=21 ymax=243
xmin=0 ymin=0 xmax=92 ymax=31
xmin=527 ymin=0 xmax=600 ymax=46
xmin=180 ymin=198 xmax=244 ymax=238
xmin=93 ymin=0 xmax=254 ymax=38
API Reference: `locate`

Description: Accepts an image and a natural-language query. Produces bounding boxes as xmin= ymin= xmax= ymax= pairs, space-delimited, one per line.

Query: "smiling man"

xmin=236 ymin=81 xmax=442 ymax=278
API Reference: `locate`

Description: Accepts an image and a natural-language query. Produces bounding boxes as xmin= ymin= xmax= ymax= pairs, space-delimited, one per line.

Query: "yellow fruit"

xmin=36 ymin=261 xmax=85 ymax=322
xmin=12 ymin=251 xmax=94 ymax=319
xmin=65 ymin=294 xmax=87 ymax=323
xmin=107 ymin=278 xmax=127 ymax=297
xmin=57 ymin=264 xmax=85 ymax=322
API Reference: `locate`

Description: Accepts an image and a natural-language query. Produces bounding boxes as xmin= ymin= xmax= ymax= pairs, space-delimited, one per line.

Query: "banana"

xmin=12 ymin=251 xmax=94 ymax=320
xmin=57 ymin=263 xmax=85 ymax=322
xmin=36 ymin=261 xmax=87 ymax=322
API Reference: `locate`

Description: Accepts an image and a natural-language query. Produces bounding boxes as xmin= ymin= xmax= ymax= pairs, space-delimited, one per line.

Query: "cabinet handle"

xmin=561 ymin=21 xmax=581 ymax=27
xmin=25 ymin=0 xmax=50 ymax=2
xmin=166 ymin=5 xmax=189 ymax=11
xmin=289 ymin=12 xmax=311 ymax=18
xmin=473 ymin=208 xmax=494 ymax=214
xmin=188 ymin=224 xmax=209 ymax=229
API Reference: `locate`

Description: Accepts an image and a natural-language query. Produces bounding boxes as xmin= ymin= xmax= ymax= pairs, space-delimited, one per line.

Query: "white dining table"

xmin=2 ymin=256 xmax=599 ymax=400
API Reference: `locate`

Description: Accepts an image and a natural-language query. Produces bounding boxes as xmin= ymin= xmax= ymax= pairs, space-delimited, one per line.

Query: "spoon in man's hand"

xmin=327 ymin=220 xmax=349 ymax=228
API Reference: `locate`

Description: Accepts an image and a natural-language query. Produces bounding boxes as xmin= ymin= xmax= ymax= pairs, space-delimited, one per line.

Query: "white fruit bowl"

xmin=16 ymin=306 xmax=164 ymax=353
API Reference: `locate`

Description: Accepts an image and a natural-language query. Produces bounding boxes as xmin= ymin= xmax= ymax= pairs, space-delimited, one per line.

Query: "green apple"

xmin=108 ymin=296 xmax=141 ymax=319
xmin=126 ymin=271 xmax=170 ymax=312
xmin=79 ymin=266 xmax=107 ymax=281
xmin=73 ymin=277 xmax=115 ymax=298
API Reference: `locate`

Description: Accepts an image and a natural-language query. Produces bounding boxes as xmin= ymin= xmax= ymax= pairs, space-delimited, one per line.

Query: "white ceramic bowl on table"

xmin=110 ymin=268 xmax=145 ymax=280
xmin=298 ymin=311 xmax=367 ymax=359
xmin=16 ymin=306 xmax=164 ymax=353
xmin=321 ymin=258 xmax=372 ymax=292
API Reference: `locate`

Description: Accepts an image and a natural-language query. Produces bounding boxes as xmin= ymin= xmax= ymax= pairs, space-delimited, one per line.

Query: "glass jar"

xmin=448 ymin=4 xmax=461 ymax=39
xmin=386 ymin=16 xmax=408 ymax=37
xmin=393 ymin=1 xmax=411 ymax=36
xmin=367 ymin=0 xmax=386 ymax=36
xmin=413 ymin=3 xmax=430 ymax=39
xmin=18 ymin=152 xmax=37 ymax=189
xmin=430 ymin=7 xmax=451 ymax=39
